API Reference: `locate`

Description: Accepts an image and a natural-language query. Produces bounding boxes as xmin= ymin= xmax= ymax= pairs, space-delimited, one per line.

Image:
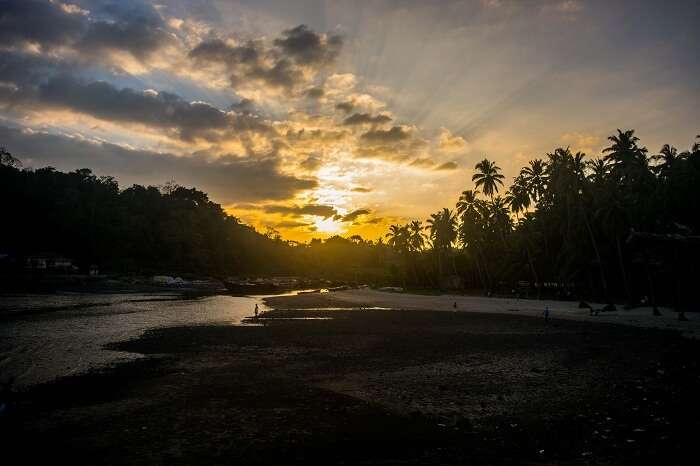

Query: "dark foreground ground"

xmin=2 ymin=309 xmax=698 ymax=465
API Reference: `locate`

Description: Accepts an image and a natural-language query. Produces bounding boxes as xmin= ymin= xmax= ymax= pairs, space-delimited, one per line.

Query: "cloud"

xmin=434 ymin=161 xmax=458 ymax=170
xmin=303 ymin=86 xmax=325 ymax=100
xmin=0 ymin=125 xmax=314 ymax=202
xmin=0 ymin=62 xmax=272 ymax=142
xmin=335 ymin=208 xmax=370 ymax=223
xmin=188 ymin=25 xmax=343 ymax=94
xmin=335 ymin=101 xmax=355 ymax=113
xmin=273 ymin=25 xmax=343 ymax=66
xmin=0 ymin=0 xmax=170 ymax=60
xmin=273 ymin=220 xmax=313 ymax=229
xmin=351 ymin=186 xmax=373 ymax=193
xmin=299 ymin=154 xmax=323 ymax=171
xmin=436 ymin=127 xmax=467 ymax=153
xmin=360 ymin=126 xmax=411 ymax=143
xmin=263 ymin=203 xmax=337 ymax=218
xmin=409 ymin=158 xmax=436 ymax=169
xmin=342 ymin=113 xmax=392 ymax=126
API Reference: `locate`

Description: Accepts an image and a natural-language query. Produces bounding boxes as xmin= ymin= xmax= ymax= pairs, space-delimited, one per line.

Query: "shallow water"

xmin=0 ymin=292 xmax=272 ymax=389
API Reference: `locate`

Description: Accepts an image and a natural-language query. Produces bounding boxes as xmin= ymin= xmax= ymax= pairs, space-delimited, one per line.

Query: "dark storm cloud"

xmin=263 ymin=204 xmax=337 ymax=218
xmin=342 ymin=113 xmax=392 ymax=126
xmin=272 ymin=25 xmax=343 ymax=66
xmin=0 ymin=0 xmax=170 ymax=60
xmin=188 ymin=25 xmax=343 ymax=92
xmin=0 ymin=125 xmax=316 ymax=202
xmin=360 ymin=126 xmax=411 ymax=143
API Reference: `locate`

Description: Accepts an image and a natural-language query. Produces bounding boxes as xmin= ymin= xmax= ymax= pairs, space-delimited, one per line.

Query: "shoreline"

xmin=3 ymin=304 xmax=698 ymax=464
xmin=265 ymin=289 xmax=700 ymax=337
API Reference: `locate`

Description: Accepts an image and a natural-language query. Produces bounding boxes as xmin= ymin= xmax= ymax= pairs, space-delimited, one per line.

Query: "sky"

xmin=1 ymin=0 xmax=698 ymax=242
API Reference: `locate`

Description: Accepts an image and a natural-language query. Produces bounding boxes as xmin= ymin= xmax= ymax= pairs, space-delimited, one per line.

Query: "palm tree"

xmin=386 ymin=224 xmax=409 ymax=253
xmin=408 ymin=221 xmax=425 ymax=253
xmin=386 ymin=224 xmax=411 ymax=288
xmin=488 ymin=196 xmax=513 ymax=246
xmin=506 ymin=175 xmax=531 ymax=217
xmin=472 ymin=159 xmax=505 ymax=199
xmin=603 ymin=129 xmax=649 ymax=184
xmin=519 ymin=159 xmax=547 ymax=202
xmin=426 ymin=208 xmax=458 ymax=277
xmin=456 ymin=189 xmax=480 ymax=217
xmin=586 ymin=158 xmax=610 ymax=185
xmin=652 ymin=144 xmax=684 ymax=178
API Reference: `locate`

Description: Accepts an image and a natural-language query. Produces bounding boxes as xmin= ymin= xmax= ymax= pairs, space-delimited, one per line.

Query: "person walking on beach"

xmin=543 ymin=305 xmax=550 ymax=323
xmin=254 ymin=303 xmax=259 ymax=318
xmin=453 ymin=301 xmax=458 ymax=311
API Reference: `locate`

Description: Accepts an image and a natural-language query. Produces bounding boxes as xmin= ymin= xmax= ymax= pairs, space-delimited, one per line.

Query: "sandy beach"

xmin=266 ymin=289 xmax=700 ymax=337
xmin=2 ymin=290 xmax=698 ymax=465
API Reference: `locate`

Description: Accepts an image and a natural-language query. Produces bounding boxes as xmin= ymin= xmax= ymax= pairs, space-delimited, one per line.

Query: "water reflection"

xmin=0 ymin=292 xmax=266 ymax=388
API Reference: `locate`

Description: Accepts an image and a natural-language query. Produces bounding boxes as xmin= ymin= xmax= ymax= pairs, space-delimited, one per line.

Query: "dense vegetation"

xmin=1 ymin=129 xmax=699 ymax=307
xmin=0 ymin=150 xmax=292 ymax=276
xmin=384 ymin=130 xmax=700 ymax=307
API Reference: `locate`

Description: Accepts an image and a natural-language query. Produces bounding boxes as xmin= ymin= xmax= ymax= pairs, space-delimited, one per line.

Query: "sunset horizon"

xmin=2 ymin=0 xmax=697 ymax=242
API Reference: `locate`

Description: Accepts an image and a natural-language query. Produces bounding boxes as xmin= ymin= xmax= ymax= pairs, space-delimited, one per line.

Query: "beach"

xmin=266 ymin=289 xmax=700 ymax=337
xmin=1 ymin=290 xmax=698 ymax=464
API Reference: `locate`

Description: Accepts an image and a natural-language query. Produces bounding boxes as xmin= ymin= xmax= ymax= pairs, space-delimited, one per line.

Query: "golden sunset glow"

xmin=1 ymin=0 xmax=697 ymax=243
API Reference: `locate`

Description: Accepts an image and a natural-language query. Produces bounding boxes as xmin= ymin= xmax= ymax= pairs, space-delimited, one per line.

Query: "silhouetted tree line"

xmin=0 ymin=147 xmax=395 ymax=280
xmin=385 ymin=130 xmax=700 ymax=308
xmin=0 ymin=150 xmax=288 ymax=276
xmin=2 ymin=129 xmax=699 ymax=307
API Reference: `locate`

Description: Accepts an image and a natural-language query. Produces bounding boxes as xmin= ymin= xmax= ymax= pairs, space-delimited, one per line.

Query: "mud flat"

xmin=2 ymin=306 xmax=698 ymax=465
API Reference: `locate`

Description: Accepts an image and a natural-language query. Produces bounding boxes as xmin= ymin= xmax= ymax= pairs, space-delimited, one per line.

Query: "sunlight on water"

xmin=0 ymin=292 xmax=267 ymax=388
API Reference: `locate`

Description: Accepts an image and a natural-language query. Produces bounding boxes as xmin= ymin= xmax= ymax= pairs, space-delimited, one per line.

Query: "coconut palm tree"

xmin=603 ymin=129 xmax=649 ymax=183
xmin=586 ymin=158 xmax=611 ymax=185
xmin=386 ymin=224 xmax=409 ymax=253
xmin=488 ymin=196 xmax=513 ymax=244
xmin=506 ymin=175 xmax=531 ymax=217
xmin=426 ymin=208 xmax=458 ymax=276
xmin=408 ymin=221 xmax=425 ymax=253
xmin=652 ymin=144 xmax=684 ymax=178
xmin=456 ymin=189 xmax=480 ymax=217
xmin=386 ymin=224 xmax=411 ymax=287
xmin=472 ymin=159 xmax=505 ymax=199
xmin=519 ymin=159 xmax=547 ymax=202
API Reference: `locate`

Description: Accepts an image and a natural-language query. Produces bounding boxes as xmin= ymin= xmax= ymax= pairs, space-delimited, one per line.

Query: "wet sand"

xmin=2 ymin=303 xmax=698 ymax=465
xmin=266 ymin=289 xmax=700 ymax=336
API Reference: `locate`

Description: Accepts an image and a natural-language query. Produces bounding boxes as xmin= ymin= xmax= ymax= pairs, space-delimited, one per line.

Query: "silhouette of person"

xmin=453 ymin=301 xmax=457 ymax=311
xmin=543 ymin=306 xmax=550 ymax=323
xmin=254 ymin=303 xmax=259 ymax=318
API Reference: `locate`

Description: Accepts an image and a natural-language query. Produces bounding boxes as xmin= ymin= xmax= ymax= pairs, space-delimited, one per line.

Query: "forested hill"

xmin=0 ymin=150 xmax=298 ymax=276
